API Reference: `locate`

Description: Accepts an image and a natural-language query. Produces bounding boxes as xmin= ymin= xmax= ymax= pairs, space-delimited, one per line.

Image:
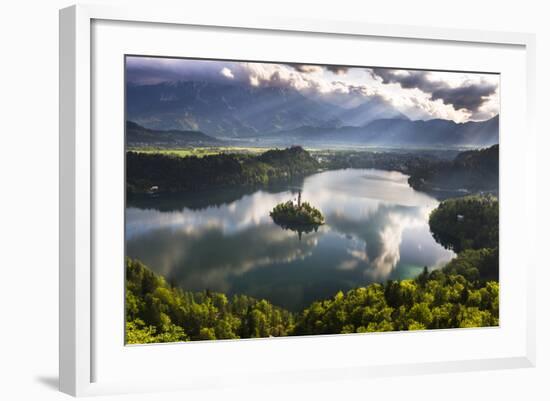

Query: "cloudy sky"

xmin=126 ymin=56 xmax=499 ymax=123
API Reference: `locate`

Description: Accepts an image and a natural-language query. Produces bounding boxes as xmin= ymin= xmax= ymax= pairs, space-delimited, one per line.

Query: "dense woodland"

xmin=126 ymin=146 xmax=319 ymax=195
xmin=429 ymin=194 xmax=499 ymax=253
xmin=127 ymin=145 xmax=498 ymax=196
xmin=407 ymin=145 xmax=499 ymax=193
xmin=317 ymin=149 xmax=449 ymax=173
xmin=126 ymin=195 xmax=499 ymax=343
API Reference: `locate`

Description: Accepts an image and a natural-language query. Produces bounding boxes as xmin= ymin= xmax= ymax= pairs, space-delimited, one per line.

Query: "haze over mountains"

xmin=126 ymin=80 xmax=499 ymax=148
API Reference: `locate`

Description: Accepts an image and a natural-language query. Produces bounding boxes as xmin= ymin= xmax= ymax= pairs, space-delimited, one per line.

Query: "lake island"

xmin=270 ymin=190 xmax=325 ymax=235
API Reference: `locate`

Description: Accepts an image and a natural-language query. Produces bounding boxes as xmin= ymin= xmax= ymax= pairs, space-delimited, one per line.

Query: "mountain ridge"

xmin=126 ymin=80 xmax=407 ymax=136
xmin=126 ymin=121 xmax=224 ymax=147
xmin=126 ymin=80 xmax=499 ymax=148
xmin=266 ymin=115 xmax=498 ymax=147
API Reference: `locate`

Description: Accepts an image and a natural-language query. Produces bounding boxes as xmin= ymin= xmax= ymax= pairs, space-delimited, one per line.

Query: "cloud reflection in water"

xmin=126 ymin=169 xmax=454 ymax=310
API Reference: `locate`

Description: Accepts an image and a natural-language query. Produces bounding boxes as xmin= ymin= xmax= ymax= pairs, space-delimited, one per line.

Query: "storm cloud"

xmin=430 ymin=82 xmax=497 ymax=113
xmin=125 ymin=56 xmax=499 ymax=122
xmin=286 ymin=63 xmax=324 ymax=74
xmin=125 ymin=57 xmax=246 ymax=85
xmin=326 ymin=65 xmax=349 ymax=75
xmin=286 ymin=64 xmax=349 ymax=75
xmin=370 ymin=68 xmax=498 ymax=114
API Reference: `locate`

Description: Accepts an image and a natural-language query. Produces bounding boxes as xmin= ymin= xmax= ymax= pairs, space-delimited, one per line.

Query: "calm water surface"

xmin=126 ymin=169 xmax=454 ymax=311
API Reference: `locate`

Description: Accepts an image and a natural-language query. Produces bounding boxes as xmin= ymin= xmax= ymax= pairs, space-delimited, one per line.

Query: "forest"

xmin=316 ymin=148 xmax=452 ymax=173
xmin=429 ymin=194 xmax=498 ymax=253
xmin=407 ymin=145 xmax=499 ymax=193
xmin=126 ymin=146 xmax=320 ymax=195
xmin=126 ymin=195 xmax=499 ymax=343
xmin=127 ymin=144 xmax=499 ymax=196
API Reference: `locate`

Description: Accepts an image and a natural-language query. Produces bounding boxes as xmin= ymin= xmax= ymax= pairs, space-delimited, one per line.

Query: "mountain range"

xmin=126 ymin=80 xmax=499 ymax=148
xmin=270 ymin=115 xmax=499 ymax=147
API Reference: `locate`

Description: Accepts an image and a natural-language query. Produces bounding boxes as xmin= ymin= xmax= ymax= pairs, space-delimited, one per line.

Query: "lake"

xmin=126 ymin=168 xmax=455 ymax=311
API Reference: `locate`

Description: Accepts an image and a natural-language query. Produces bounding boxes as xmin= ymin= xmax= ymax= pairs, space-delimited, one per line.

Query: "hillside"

xmin=126 ymin=80 xmax=407 ymax=136
xmin=408 ymin=144 xmax=499 ymax=193
xmin=126 ymin=121 xmax=223 ymax=147
xmin=358 ymin=115 xmax=499 ymax=147
xmin=126 ymin=146 xmax=320 ymax=195
xmin=126 ymin=80 xmax=498 ymax=148
xmin=271 ymin=115 xmax=498 ymax=148
xmin=126 ymin=238 xmax=499 ymax=342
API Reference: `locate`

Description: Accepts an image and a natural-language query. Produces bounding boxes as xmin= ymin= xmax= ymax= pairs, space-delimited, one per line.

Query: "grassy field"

xmin=128 ymin=146 xmax=277 ymax=158
xmin=127 ymin=146 xmax=327 ymax=158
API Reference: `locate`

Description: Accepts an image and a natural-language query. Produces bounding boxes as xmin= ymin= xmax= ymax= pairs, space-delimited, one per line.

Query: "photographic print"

xmin=125 ymin=56 xmax=499 ymax=344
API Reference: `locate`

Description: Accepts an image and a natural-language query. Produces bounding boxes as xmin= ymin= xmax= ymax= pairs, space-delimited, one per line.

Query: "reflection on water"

xmin=126 ymin=169 xmax=454 ymax=311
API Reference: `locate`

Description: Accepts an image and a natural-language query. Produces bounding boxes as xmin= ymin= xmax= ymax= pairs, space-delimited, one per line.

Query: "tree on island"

xmin=270 ymin=190 xmax=324 ymax=239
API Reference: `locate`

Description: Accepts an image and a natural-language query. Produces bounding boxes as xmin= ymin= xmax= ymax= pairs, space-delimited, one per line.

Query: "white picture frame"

xmin=59 ymin=4 xmax=536 ymax=397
